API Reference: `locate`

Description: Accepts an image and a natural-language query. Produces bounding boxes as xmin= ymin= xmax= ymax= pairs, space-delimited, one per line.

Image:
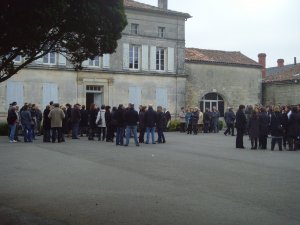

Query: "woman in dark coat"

xmin=43 ymin=105 xmax=51 ymax=142
xmin=270 ymin=106 xmax=283 ymax=151
xmin=287 ymin=106 xmax=300 ymax=151
xmin=248 ymin=109 xmax=259 ymax=149
xmin=258 ymin=107 xmax=269 ymax=149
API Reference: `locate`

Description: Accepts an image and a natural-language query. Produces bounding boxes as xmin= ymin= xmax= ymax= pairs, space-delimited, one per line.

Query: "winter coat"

xmin=191 ymin=111 xmax=199 ymax=125
xmin=20 ymin=110 xmax=32 ymax=126
xmin=144 ymin=108 xmax=157 ymax=128
xmin=114 ymin=108 xmax=125 ymax=127
xmin=89 ymin=109 xmax=98 ymax=129
xmin=270 ymin=112 xmax=283 ymax=137
xmin=96 ymin=110 xmax=106 ymax=128
xmin=179 ymin=110 xmax=186 ymax=123
xmin=105 ymin=111 xmax=112 ymax=126
xmin=235 ymin=110 xmax=247 ymax=131
xmin=71 ymin=108 xmax=81 ymax=123
xmin=42 ymin=108 xmax=51 ymax=130
xmin=287 ymin=112 xmax=300 ymax=138
xmin=124 ymin=108 xmax=139 ymax=126
xmin=259 ymin=112 xmax=269 ymax=136
xmin=139 ymin=111 xmax=146 ymax=129
xmin=80 ymin=109 xmax=89 ymax=126
xmin=225 ymin=111 xmax=236 ymax=125
xmin=7 ymin=109 xmax=17 ymax=125
xmin=48 ymin=107 xmax=65 ymax=128
xmin=156 ymin=111 xmax=165 ymax=129
xmin=248 ymin=116 xmax=259 ymax=138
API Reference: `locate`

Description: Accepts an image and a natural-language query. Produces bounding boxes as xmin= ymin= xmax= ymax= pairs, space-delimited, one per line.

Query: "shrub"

xmin=218 ymin=120 xmax=224 ymax=131
xmin=0 ymin=122 xmax=8 ymax=136
xmin=168 ymin=120 xmax=181 ymax=132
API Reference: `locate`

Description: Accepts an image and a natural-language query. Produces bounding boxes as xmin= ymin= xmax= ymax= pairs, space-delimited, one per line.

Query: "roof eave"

xmin=185 ymin=59 xmax=262 ymax=69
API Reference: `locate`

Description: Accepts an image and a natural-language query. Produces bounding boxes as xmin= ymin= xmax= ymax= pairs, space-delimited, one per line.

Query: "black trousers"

xmin=52 ymin=127 xmax=62 ymax=142
xmin=259 ymin=135 xmax=268 ymax=149
xmin=271 ymin=137 xmax=282 ymax=150
xmin=98 ymin=127 xmax=106 ymax=141
xmin=224 ymin=123 xmax=234 ymax=135
xmin=180 ymin=123 xmax=186 ymax=132
xmin=139 ymin=127 xmax=145 ymax=143
xmin=236 ymin=128 xmax=244 ymax=148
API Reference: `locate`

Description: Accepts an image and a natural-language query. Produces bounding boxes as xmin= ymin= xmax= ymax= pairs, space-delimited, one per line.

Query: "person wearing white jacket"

xmin=96 ymin=105 xmax=106 ymax=141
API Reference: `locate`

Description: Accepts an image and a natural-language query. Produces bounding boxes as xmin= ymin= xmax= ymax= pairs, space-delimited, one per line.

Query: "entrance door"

xmin=86 ymin=93 xmax=102 ymax=110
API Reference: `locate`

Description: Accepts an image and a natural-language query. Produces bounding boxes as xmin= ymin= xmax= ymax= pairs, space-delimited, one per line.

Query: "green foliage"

xmin=0 ymin=122 xmax=8 ymax=136
xmin=0 ymin=0 xmax=127 ymax=82
xmin=218 ymin=120 xmax=224 ymax=131
xmin=168 ymin=120 xmax=181 ymax=132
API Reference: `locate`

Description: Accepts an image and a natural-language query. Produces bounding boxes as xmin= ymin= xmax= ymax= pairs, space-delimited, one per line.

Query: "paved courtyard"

xmin=0 ymin=132 xmax=299 ymax=225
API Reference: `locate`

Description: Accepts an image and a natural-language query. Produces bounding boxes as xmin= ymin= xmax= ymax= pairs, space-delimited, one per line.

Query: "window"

xmin=88 ymin=56 xmax=100 ymax=67
xmin=131 ymin=23 xmax=139 ymax=35
xmin=86 ymin=85 xmax=102 ymax=92
xmin=129 ymin=45 xmax=140 ymax=70
xmin=6 ymin=81 xmax=24 ymax=110
xmin=158 ymin=27 xmax=165 ymax=38
xmin=200 ymin=93 xmax=225 ymax=117
xmin=156 ymin=48 xmax=165 ymax=71
xmin=43 ymin=52 xmax=56 ymax=64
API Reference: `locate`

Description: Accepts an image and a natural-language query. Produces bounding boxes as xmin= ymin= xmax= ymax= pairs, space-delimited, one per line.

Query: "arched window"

xmin=200 ymin=93 xmax=225 ymax=117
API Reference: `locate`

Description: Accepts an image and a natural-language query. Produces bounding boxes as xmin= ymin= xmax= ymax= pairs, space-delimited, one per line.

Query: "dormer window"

xmin=158 ymin=27 xmax=165 ymax=38
xmin=131 ymin=23 xmax=139 ymax=35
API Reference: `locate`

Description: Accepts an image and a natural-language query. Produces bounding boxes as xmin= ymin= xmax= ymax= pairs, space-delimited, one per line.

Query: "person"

xmin=20 ymin=104 xmax=33 ymax=142
xmin=156 ymin=106 xmax=166 ymax=143
xmin=281 ymin=106 xmax=289 ymax=150
xmin=211 ymin=106 xmax=220 ymax=133
xmin=79 ymin=105 xmax=89 ymax=137
xmin=235 ymin=105 xmax=247 ymax=149
xmin=248 ymin=109 xmax=259 ymax=149
xmin=192 ymin=107 xmax=199 ymax=135
xmin=7 ymin=106 xmax=18 ymax=143
xmin=138 ymin=106 xmax=146 ymax=143
xmin=164 ymin=109 xmax=171 ymax=131
xmin=186 ymin=108 xmax=193 ymax=134
xmin=203 ymin=108 xmax=211 ymax=133
xmin=179 ymin=107 xmax=186 ymax=133
xmin=124 ymin=103 xmax=139 ymax=146
xmin=96 ymin=105 xmax=106 ymax=141
xmin=30 ymin=104 xmax=37 ymax=140
xmin=105 ymin=105 xmax=113 ymax=142
xmin=144 ymin=104 xmax=157 ymax=144
xmin=48 ymin=103 xmax=65 ymax=143
xmin=197 ymin=110 xmax=204 ymax=133
xmin=224 ymin=107 xmax=236 ymax=136
xmin=88 ymin=103 xmax=98 ymax=141
xmin=258 ymin=107 xmax=269 ymax=149
xmin=71 ymin=104 xmax=81 ymax=139
xmin=114 ymin=104 xmax=125 ymax=145
xmin=270 ymin=106 xmax=283 ymax=151
xmin=65 ymin=103 xmax=72 ymax=138
xmin=42 ymin=105 xmax=51 ymax=142
xmin=287 ymin=106 xmax=300 ymax=151
xmin=35 ymin=105 xmax=42 ymax=136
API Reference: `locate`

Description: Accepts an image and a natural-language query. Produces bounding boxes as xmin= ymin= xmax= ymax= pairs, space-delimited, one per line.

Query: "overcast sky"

xmin=138 ymin=0 xmax=300 ymax=67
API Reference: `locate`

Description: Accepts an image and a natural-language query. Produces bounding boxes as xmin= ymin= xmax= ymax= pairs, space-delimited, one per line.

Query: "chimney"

xmin=158 ymin=0 xmax=168 ymax=10
xmin=258 ymin=53 xmax=266 ymax=78
xmin=277 ymin=59 xmax=284 ymax=67
xmin=295 ymin=57 xmax=297 ymax=65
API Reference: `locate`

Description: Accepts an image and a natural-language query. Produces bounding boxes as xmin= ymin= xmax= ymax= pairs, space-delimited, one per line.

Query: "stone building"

xmin=185 ymin=48 xmax=262 ymax=116
xmin=0 ymin=0 xmax=191 ymax=115
xmin=262 ymin=56 xmax=300 ymax=105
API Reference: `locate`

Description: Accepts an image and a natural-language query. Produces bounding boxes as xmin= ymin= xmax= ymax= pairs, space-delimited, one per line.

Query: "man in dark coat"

xmin=114 ymin=104 xmax=125 ymax=145
xmin=156 ymin=106 xmax=166 ymax=143
xmin=79 ymin=105 xmax=89 ymax=137
xmin=270 ymin=106 xmax=284 ymax=151
xmin=43 ymin=105 xmax=51 ymax=142
xmin=235 ymin=105 xmax=247 ymax=149
xmin=123 ymin=103 xmax=139 ymax=146
xmin=71 ymin=104 xmax=81 ymax=139
xmin=144 ymin=104 xmax=157 ymax=144
xmin=224 ymin=107 xmax=236 ymax=136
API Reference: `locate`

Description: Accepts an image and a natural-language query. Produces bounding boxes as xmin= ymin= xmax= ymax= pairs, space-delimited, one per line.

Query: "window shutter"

xmin=6 ymin=82 xmax=24 ymax=109
xmin=150 ymin=46 xmax=156 ymax=71
xmin=58 ymin=54 xmax=66 ymax=66
xmin=103 ymin=54 xmax=110 ymax=69
xmin=123 ymin=43 xmax=129 ymax=69
xmin=167 ymin=47 xmax=175 ymax=73
xmin=156 ymin=88 xmax=168 ymax=109
xmin=43 ymin=83 xmax=58 ymax=109
xmin=129 ymin=87 xmax=141 ymax=108
xmin=142 ymin=45 xmax=149 ymax=71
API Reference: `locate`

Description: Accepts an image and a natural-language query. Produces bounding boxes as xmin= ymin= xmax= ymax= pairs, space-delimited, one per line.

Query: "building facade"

xmin=185 ymin=48 xmax=262 ymax=116
xmin=0 ymin=0 xmax=191 ymax=116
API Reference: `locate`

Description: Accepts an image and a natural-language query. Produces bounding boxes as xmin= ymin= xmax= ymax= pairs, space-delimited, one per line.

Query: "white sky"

xmin=137 ymin=0 xmax=300 ymax=67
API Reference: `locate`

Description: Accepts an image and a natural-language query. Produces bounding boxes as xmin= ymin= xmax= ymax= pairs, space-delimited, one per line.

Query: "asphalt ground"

xmin=0 ymin=132 xmax=299 ymax=225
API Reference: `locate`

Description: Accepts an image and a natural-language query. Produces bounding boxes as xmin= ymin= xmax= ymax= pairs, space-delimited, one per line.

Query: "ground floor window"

xmin=200 ymin=93 xmax=224 ymax=117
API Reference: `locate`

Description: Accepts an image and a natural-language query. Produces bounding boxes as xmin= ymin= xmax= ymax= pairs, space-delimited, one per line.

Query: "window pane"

xmin=50 ymin=53 xmax=55 ymax=64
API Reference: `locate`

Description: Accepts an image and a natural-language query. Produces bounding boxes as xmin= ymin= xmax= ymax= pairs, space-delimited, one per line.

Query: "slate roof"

xmin=185 ymin=48 xmax=261 ymax=68
xmin=124 ymin=0 xmax=191 ymax=18
xmin=264 ymin=63 xmax=300 ymax=83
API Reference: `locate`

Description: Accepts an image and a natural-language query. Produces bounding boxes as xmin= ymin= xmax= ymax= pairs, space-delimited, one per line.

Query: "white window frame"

xmin=131 ymin=23 xmax=139 ymax=35
xmin=156 ymin=48 xmax=165 ymax=71
xmin=13 ymin=55 xmax=22 ymax=63
xmin=88 ymin=56 xmax=100 ymax=67
xmin=158 ymin=27 xmax=166 ymax=38
xmin=129 ymin=45 xmax=140 ymax=70
xmin=43 ymin=52 xmax=56 ymax=65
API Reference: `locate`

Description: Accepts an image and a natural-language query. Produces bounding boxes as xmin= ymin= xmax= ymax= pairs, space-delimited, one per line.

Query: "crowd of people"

xmin=6 ymin=101 xmax=171 ymax=147
xmin=6 ymin=101 xmax=300 ymax=151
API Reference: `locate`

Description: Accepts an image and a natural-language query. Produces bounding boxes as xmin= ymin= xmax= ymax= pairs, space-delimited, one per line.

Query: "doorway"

xmin=85 ymin=85 xmax=103 ymax=110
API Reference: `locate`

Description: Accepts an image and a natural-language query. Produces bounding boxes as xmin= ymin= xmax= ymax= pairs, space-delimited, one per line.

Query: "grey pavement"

xmin=0 ymin=132 xmax=299 ymax=225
